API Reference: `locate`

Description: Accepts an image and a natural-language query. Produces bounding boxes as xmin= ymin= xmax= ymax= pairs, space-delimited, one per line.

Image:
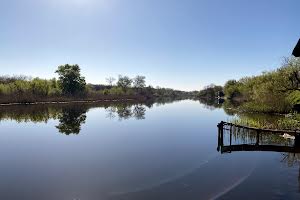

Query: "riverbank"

xmin=223 ymin=101 xmax=300 ymax=131
xmin=0 ymin=94 xmax=147 ymax=106
xmin=0 ymin=99 xmax=139 ymax=106
xmin=198 ymin=57 xmax=300 ymax=114
xmin=0 ymin=65 xmax=197 ymax=107
xmin=0 ymin=94 xmax=196 ymax=108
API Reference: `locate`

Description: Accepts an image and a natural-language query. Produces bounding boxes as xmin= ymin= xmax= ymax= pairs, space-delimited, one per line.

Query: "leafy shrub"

xmin=109 ymin=87 xmax=124 ymax=95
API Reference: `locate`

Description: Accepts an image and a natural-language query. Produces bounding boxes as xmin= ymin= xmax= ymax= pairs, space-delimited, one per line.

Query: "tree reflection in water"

xmin=56 ymin=104 xmax=147 ymax=135
xmin=105 ymin=107 xmax=117 ymax=119
xmin=105 ymin=104 xmax=146 ymax=121
xmin=56 ymin=107 xmax=87 ymax=135
xmin=117 ymin=106 xmax=133 ymax=120
xmin=0 ymin=102 xmax=149 ymax=135
xmin=198 ymin=98 xmax=223 ymax=111
xmin=133 ymin=105 xmax=146 ymax=120
xmin=281 ymin=152 xmax=300 ymax=192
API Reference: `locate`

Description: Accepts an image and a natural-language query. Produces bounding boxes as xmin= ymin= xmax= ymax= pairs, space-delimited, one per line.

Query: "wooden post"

xmin=255 ymin=130 xmax=260 ymax=146
xmin=217 ymin=121 xmax=224 ymax=152
xmin=295 ymin=134 xmax=300 ymax=147
xmin=230 ymin=127 xmax=232 ymax=146
xmin=220 ymin=122 xmax=224 ymax=147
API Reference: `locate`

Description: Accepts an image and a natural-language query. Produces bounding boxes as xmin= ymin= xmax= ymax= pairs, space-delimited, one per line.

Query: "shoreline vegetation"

xmin=199 ymin=57 xmax=300 ymax=114
xmin=198 ymin=56 xmax=300 ymax=130
xmin=0 ymin=64 xmax=197 ymax=106
xmin=2 ymin=58 xmax=300 ymax=130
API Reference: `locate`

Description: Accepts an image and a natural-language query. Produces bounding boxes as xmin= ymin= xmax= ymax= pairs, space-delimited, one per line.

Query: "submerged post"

xmin=230 ymin=125 xmax=232 ymax=146
xmin=295 ymin=134 xmax=300 ymax=147
xmin=217 ymin=121 xmax=224 ymax=152
xmin=256 ymin=130 xmax=260 ymax=146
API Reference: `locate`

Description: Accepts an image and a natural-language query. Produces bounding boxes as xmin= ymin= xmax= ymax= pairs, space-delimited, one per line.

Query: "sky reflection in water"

xmin=0 ymin=100 xmax=299 ymax=199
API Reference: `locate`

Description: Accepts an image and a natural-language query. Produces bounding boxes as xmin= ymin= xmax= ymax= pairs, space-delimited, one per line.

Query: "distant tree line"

xmin=198 ymin=84 xmax=224 ymax=99
xmin=0 ymin=64 xmax=196 ymax=104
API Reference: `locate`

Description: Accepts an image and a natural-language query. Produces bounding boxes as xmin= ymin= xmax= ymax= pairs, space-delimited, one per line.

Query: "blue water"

xmin=0 ymin=100 xmax=299 ymax=199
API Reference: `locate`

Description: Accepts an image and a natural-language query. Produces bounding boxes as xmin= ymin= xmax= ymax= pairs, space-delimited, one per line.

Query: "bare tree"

xmin=133 ymin=75 xmax=146 ymax=88
xmin=106 ymin=77 xmax=116 ymax=86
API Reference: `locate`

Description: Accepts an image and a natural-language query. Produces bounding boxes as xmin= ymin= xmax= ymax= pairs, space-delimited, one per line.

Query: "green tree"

xmin=224 ymin=80 xmax=241 ymax=99
xmin=277 ymin=57 xmax=300 ymax=92
xmin=30 ymin=78 xmax=50 ymax=96
xmin=133 ymin=75 xmax=146 ymax=88
xmin=117 ymin=75 xmax=132 ymax=91
xmin=199 ymin=84 xmax=223 ymax=99
xmin=55 ymin=64 xmax=86 ymax=95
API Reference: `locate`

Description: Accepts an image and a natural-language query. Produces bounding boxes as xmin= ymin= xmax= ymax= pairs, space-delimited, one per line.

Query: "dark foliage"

xmin=55 ymin=64 xmax=86 ymax=95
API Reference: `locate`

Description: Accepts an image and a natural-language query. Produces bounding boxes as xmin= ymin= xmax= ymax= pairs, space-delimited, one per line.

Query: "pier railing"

xmin=217 ymin=121 xmax=300 ymax=154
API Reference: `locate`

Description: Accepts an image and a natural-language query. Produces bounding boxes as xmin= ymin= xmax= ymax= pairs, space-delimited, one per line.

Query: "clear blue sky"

xmin=0 ymin=0 xmax=299 ymax=91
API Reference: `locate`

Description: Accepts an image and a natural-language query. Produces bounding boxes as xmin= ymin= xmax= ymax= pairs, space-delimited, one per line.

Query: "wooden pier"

xmin=217 ymin=121 xmax=300 ymax=154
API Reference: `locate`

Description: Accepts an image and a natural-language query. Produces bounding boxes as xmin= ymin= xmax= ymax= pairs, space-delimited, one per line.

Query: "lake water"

xmin=0 ymin=100 xmax=300 ymax=200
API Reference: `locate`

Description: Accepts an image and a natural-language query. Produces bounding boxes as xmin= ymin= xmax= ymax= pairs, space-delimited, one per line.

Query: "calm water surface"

xmin=0 ymin=100 xmax=299 ymax=199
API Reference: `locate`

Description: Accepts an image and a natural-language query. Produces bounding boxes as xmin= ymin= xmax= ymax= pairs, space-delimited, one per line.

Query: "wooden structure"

xmin=217 ymin=121 xmax=300 ymax=154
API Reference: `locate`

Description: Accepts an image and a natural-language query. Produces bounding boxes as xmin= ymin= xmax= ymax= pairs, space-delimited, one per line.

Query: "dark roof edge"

xmin=292 ymin=38 xmax=300 ymax=57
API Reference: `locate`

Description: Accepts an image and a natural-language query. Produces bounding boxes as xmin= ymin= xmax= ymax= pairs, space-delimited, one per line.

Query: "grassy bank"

xmin=223 ymin=57 xmax=300 ymax=114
